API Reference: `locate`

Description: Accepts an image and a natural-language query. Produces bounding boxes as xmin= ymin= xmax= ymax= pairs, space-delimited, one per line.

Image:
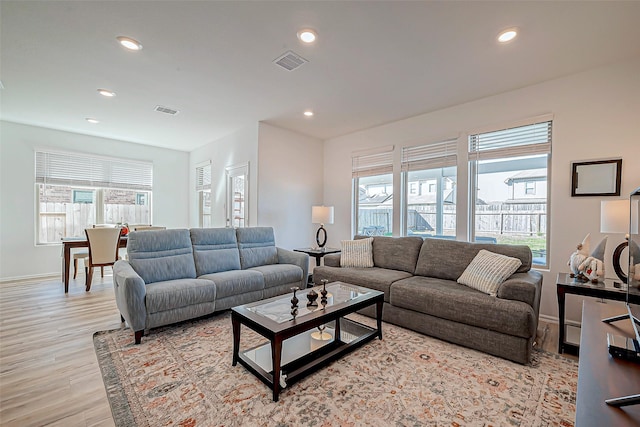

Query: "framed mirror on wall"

xmin=571 ymin=159 xmax=622 ymax=197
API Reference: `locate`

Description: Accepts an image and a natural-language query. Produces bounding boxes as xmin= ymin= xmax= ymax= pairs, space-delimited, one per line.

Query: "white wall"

xmin=322 ymin=57 xmax=640 ymax=323
xmin=189 ymin=125 xmax=259 ymax=228
xmin=0 ymin=121 xmax=190 ymax=280
xmin=257 ymin=123 xmax=324 ymax=250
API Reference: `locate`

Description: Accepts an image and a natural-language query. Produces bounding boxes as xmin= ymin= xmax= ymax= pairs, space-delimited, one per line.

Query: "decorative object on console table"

xmin=306 ymin=288 xmax=318 ymax=307
xmin=290 ymin=287 xmax=299 ymax=318
xmin=601 ymin=199 xmax=640 ymax=283
xmin=311 ymin=205 xmax=334 ymax=248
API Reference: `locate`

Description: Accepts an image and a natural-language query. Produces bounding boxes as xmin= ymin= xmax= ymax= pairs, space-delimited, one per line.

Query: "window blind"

xmin=352 ymin=146 xmax=394 ymax=178
xmin=401 ymin=138 xmax=457 ymax=171
xmin=35 ymin=150 xmax=153 ymax=191
xmin=468 ymin=120 xmax=552 ymax=161
xmin=195 ymin=161 xmax=212 ymax=191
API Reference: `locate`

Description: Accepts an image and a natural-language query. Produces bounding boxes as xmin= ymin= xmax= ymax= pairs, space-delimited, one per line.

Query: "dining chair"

xmin=83 ymin=227 xmax=121 ymax=291
xmin=73 ymin=224 xmax=117 ymax=279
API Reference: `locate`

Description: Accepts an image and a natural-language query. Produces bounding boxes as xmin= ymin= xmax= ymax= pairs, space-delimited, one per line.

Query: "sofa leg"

xmin=120 ymin=314 xmax=125 ymax=323
xmin=134 ymin=330 xmax=144 ymax=344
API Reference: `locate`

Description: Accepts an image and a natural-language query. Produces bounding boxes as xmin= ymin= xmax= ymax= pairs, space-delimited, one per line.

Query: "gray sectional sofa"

xmin=313 ymin=236 xmax=542 ymax=364
xmin=113 ymin=227 xmax=308 ymax=344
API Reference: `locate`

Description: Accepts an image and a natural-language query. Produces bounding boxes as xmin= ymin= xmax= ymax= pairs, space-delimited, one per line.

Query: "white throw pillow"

xmin=457 ymin=249 xmax=522 ymax=296
xmin=340 ymin=238 xmax=374 ymax=268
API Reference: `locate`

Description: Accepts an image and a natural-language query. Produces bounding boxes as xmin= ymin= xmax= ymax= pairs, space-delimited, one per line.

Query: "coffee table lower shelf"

xmin=235 ymin=318 xmax=377 ymax=401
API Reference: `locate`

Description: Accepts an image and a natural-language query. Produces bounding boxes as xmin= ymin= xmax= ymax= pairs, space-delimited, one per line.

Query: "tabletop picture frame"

xmin=571 ymin=159 xmax=622 ymax=197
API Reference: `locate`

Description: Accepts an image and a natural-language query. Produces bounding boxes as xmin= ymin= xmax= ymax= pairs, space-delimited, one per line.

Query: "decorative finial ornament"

xmin=290 ymin=287 xmax=299 ymax=318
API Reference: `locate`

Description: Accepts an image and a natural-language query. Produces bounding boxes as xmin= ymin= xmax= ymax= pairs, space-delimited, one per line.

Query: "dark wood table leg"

xmin=334 ymin=317 xmax=342 ymax=343
xmin=271 ymin=336 xmax=283 ymax=402
xmin=557 ymin=285 xmax=566 ymax=354
xmin=376 ymin=299 xmax=383 ymax=340
xmin=315 ymin=256 xmax=321 ymax=267
xmin=63 ymin=244 xmax=71 ymax=293
xmin=231 ymin=313 xmax=240 ymax=366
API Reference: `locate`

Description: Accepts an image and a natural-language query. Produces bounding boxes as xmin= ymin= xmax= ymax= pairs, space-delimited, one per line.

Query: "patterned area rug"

xmin=94 ymin=312 xmax=577 ymax=426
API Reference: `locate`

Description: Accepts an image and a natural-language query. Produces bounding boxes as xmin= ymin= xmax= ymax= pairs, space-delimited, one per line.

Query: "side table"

xmin=294 ymin=247 xmax=341 ymax=287
xmin=293 ymin=247 xmax=341 ymax=266
xmin=556 ymin=272 xmax=640 ymax=354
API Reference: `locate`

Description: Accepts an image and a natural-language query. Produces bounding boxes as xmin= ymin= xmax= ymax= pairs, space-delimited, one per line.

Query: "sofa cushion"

xmin=457 ymin=250 xmax=522 ymax=296
xmin=198 ymin=270 xmax=264 ymax=299
xmin=355 ymin=235 xmax=423 ymax=273
xmin=145 ymin=278 xmax=216 ymax=314
xmin=390 ymin=276 xmax=535 ymax=338
xmin=190 ymin=228 xmax=241 ymax=276
xmin=249 ymin=264 xmax=303 ymax=288
xmin=312 ymin=266 xmax=412 ymax=303
xmin=341 ymin=238 xmax=374 ymax=268
xmin=236 ymin=227 xmax=278 ymax=269
xmin=414 ymin=238 xmax=532 ymax=281
xmin=127 ymin=229 xmax=196 ymax=284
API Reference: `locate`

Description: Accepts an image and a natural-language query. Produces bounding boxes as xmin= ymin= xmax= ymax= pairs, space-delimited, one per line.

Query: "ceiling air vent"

xmin=273 ymin=50 xmax=308 ymax=71
xmin=154 ymin=105 xmax=179 ymax=115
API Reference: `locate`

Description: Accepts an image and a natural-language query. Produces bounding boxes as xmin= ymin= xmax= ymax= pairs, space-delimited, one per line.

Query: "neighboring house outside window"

xmin=35 ymin=150 xmax=153 ymax=244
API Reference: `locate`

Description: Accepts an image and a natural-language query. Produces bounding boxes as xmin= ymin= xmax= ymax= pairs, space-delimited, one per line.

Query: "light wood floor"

xmin=1 ymin=274 xmax=121 ymax=427
xmin=0 ymin=273 xmax=568 ymax=426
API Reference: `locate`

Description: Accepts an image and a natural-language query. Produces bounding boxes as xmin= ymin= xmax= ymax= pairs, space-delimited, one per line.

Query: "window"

xmin=225 ymin=163 xmax=249 ymax=228
xmin=35 ymin=150 xmax=152 ymax=244
xmin=196 ymin=161 xmax=212 ymax=227
xmin=401 ymin=138 xmax=457 ymax=239
xmin=468 ymin=119 xmax=551 ymax=266
xmin=352 ymin=146 xmax=394 ymax=236
xmin=525 ymin=181 xmax=536 ymax=195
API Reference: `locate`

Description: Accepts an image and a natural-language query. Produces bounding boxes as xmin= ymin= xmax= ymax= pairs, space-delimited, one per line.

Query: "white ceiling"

xmin=2 ymin=1 xmax=639 ymax=152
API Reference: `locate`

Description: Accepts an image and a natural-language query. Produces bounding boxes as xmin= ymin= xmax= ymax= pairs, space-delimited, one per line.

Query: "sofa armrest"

xmin=113 ymin=260 xmax=147 ymax=332
xmin=497 ymin=270 xmax=543 ymax=326
xmin=323 ymin=253 xmax=341 ymax=267
xmin=277 ymin=247 xmax=309 ymax=282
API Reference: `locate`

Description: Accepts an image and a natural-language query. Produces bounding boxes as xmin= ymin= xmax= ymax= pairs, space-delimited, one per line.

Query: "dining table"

xmin=61 ymin=235 xmax=128 ymax=293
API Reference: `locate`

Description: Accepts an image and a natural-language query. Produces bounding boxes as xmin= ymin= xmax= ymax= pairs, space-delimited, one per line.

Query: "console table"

xmin=556 ymin=273 xmax=640 ymax=354
xmin=576 ymin=301 xmax=640 ymax=426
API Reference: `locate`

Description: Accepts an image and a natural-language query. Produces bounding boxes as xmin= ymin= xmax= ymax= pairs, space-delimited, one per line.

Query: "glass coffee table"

xmin=231 ymin=281 xmax=383 ymax=401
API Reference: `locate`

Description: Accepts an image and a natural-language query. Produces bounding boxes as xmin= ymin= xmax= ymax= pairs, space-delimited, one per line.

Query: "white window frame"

xmin=401 ymin=138 xmax=457 ymax=238
xmin=467 ymin=115 xmax=552 ymax=267
xmin=35 ymin=149 xmax=153 ymax=245
xmin=351 ymin=146 xmax=394 ymax=236
xmin=195 ymin=160 xmax=212 ymax=228
xmin=225 ymin=162 xmax=249 ymax=228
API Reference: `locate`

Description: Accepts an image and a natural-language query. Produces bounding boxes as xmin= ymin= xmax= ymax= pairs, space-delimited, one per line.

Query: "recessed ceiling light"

xmin=97 ymin=88 xmax=116 ymax=97
xmin=116 ymin=36 xmax=143 ymax=51
xmin=86 ymin=118 xmax=100 ymax=124
xmin=297 ymin=29 xmax=317 ymax=44
xmin=303 ymin=110 xmax=314 ymax=117
xmin=497 ymin=28 xmax=518 ymax=43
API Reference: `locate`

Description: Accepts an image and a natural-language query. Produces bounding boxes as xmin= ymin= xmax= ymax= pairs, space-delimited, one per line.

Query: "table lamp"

xmin=601 ymin=199 xmax=638 ymax=282
xmin=312 ymin=206 xmax=334 ymax=249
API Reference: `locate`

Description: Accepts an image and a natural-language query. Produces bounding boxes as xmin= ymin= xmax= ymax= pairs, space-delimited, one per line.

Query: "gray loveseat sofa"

xmin=113 ymin=227 xmax=308 ymax=344
xmin=313 ymin=236 xmax=542 ymax=364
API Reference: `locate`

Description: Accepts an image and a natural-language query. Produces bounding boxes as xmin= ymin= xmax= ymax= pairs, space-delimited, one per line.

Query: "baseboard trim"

xmin=539 ymin=314 xmax=558 ymax=324
xmin=0 ymin=272 xmax=60 ymax=284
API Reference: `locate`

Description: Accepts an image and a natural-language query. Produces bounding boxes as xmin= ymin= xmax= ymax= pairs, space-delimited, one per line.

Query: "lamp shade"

xmin=312 ymin=206 xmax=334 ymax=224
xmin=601 ymin=200 xmax=629 ymax=234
